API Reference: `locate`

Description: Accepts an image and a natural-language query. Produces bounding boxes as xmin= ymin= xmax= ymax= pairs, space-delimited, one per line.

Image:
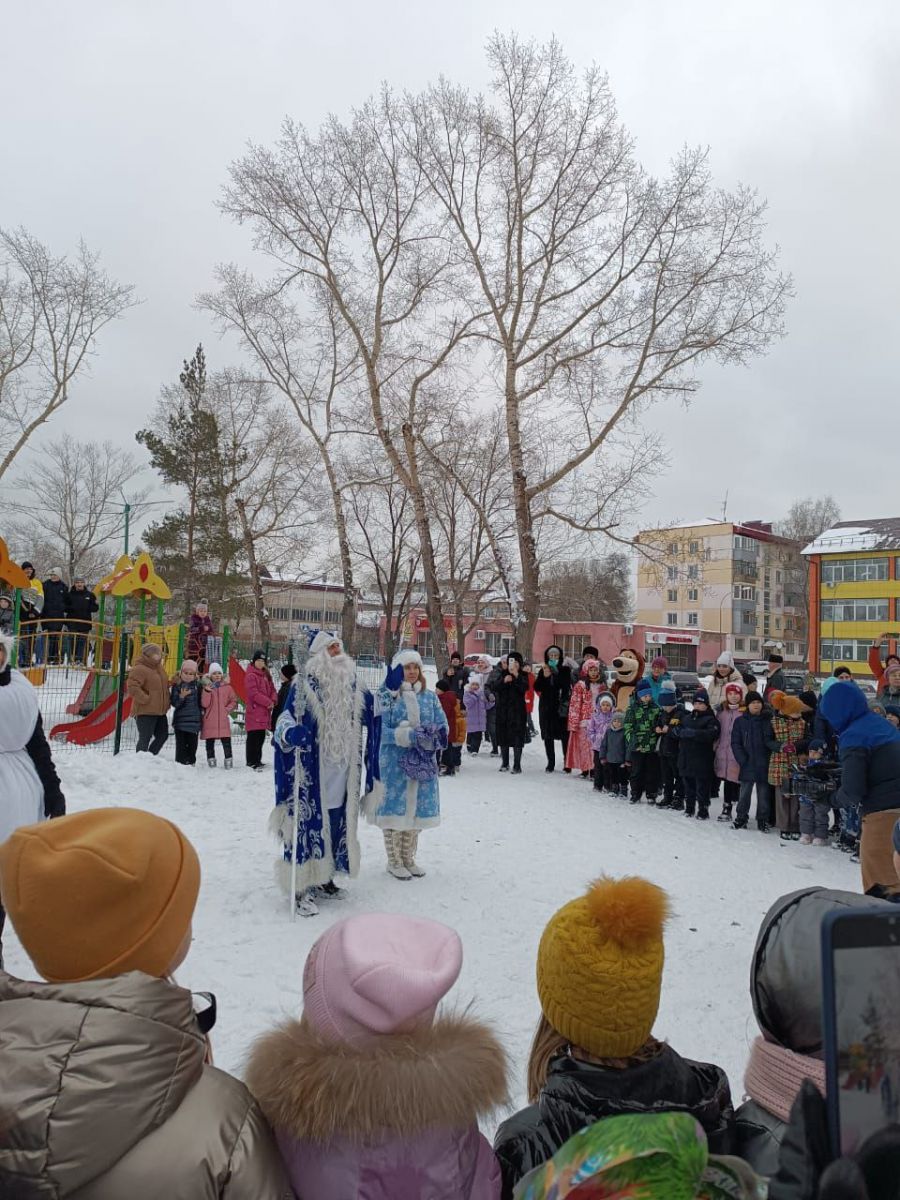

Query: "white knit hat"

xmin=716 ymin=651 xmax=734 ymax=667
xmin=207 ymin=662 xmax=223 ymax=675
xmin=308 ymin=631 xmax=340 ymax=657
xmin=392 ymin=649 xmax=424 ymax=669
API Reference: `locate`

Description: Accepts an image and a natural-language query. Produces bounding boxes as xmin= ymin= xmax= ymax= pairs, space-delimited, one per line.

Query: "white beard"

xmin=309 ymin=651 xmax=356 ymax=766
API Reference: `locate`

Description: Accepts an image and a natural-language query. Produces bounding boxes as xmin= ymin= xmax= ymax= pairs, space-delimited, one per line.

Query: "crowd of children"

xmin=2 ymin=807 xmax=898 ymax=1197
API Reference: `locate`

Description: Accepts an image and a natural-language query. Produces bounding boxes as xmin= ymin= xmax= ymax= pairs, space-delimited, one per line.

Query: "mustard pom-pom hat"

xmin=536 ymin=876 xmax=671 ymax=1059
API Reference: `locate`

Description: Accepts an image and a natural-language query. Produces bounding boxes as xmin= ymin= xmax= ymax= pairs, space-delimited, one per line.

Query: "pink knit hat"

xmin=302 ymin=913 xmax=463 ymax=1045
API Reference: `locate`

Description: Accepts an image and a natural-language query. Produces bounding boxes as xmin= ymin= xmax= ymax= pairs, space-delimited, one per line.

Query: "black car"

xmin=671 ymin=670 xmax=701 ymax=703
xmin=780 ymin=670 xmax=810 ymax=696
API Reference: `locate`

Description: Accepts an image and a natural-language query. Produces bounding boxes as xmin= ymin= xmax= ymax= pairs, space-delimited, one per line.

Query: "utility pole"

xmin=123 ymin=502 xmax=131 ymax=556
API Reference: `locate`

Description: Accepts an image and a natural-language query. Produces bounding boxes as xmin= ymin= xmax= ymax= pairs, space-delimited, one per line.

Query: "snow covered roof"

xmin=802 ymin=518 xmax=900 ymax=555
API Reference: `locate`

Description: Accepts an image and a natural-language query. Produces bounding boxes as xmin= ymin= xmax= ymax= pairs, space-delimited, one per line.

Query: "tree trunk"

xmin=235 ymin=498 xmax=271 ymax=644
xmin=401 ymin=422 xmax=449 ymax=671
xmin=505 ymin=365 xmax=540 ymax=658
xmin=320 ymin=453 xmax=357 ymax=653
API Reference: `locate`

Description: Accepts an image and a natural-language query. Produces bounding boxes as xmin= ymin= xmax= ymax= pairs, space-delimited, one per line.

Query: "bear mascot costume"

xmin=610 ymin=648 xmax=646 ymax=711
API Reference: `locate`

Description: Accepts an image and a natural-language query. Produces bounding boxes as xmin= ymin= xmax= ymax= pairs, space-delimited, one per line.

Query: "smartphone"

xmin=821 ymin=907 xmax=900 ymax=1156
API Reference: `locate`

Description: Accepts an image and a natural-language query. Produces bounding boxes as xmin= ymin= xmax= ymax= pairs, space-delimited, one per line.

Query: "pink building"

xmin=384 ymin=608 xmax=728 ymax=671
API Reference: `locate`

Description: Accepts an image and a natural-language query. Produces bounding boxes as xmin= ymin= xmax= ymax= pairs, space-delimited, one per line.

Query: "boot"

xmin=732 ymin=817 xmax=748 ymax=830
xmin=384 ymin=831 xmax=411 ymax=880
xmin=717 ymin=802 xmax=732 ymax=822
xmin=671 ymin=798 xmax=684 ymax=811
xmin=697 ymin=804 xmax=710 ymax=821
xmin=295 ymin=890 xmax=319 ymax=918
xmin=224 ymin=758 xmax=233 ymax=770
xmin=401 ymin=830 xmax=426 ymax=877
xmin=207 ymin=757 xmax=217 ymax=768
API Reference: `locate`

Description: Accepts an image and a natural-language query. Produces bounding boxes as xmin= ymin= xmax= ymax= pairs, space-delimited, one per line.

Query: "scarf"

xmin=744 ymin=1036 xmax=826 ymax=1124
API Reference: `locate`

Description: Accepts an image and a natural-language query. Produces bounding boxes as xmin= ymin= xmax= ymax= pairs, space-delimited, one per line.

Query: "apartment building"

xmin=635 ymin=520 xmax=807 ymax=666
xmin=802 ymin=517 xmax=900 ymax=677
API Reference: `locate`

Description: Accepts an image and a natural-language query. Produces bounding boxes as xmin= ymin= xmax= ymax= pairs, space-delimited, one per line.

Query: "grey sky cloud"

xmin=2 ymin=0 xmax=897 ymax=534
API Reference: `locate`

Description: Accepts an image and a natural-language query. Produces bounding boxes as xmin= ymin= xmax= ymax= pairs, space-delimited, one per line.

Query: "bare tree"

xmin=412 ymin=34 xmax=789 ymax=651
xmin=219 ymin=91 xmax=485 ymax=669
xmin=776 ymin=495 xmax=841 ymax=658
xmin=5 ymin=437 xmax=150 ymax=581
xmin=201 ymin=276 xmax=363 ymax=649
xmin=0 ymin=228 xmax=134 ymax=480
xmin=347 ymin=472 xmax=420 ymax=660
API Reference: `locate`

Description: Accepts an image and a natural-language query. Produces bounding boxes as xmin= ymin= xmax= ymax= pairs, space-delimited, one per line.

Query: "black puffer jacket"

xmin=494 ymin=664 xmax=529 ymax=747
xmin=735 ymin=887 xmax=893 ymax=1178
xmin=656 ymin=703 xmax=686 ymax=759
xmin=676 ymin=708 xmax=719 ymax=777
xmin=731 ymin=709 xmax=781 ymax=784
xmin=65 ymin=585 xmax=98 ymax=625
xmin=41 ymin=578 xmax=69 ymax=620
xmin=494 ymin=1046 xmax=735 ymax=1199
xmin=533 ymin=645 xmax=573 ymax=741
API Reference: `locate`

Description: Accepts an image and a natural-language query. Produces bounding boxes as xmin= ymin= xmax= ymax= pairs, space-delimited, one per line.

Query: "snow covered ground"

xmin=3 ymin=738 xmax=859 ymax=1129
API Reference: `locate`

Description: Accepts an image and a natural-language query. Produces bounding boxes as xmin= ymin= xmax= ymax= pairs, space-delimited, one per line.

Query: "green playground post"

xmin=112 ymin=596 xmax=127 ymax=755
xmin=176 ymin=622 xmax=185 ymax=666
xmin=156 ymin=598 xmax=164 ymax=624
xmin=221 ymin=624 xmax=231 ymax=670
xmin=12 ymin=589 xmax=21 ymax=638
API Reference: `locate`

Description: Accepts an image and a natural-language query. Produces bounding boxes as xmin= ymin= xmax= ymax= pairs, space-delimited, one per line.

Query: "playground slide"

xmin=228 ymin=657 xmax=247 ymax=704
xmin=49 ymin=690 xmax=132 ymax=745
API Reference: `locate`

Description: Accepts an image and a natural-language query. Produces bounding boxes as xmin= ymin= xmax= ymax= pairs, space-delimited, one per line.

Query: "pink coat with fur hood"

xmin=201 ymin=679 xmax=238 ymax=739
xmin=245 ymin=1012 xmax=507 ymax=1200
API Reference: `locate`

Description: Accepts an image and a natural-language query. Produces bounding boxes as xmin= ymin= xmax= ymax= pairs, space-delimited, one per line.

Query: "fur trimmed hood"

xmin=245 ymin=1011 xmax=508 ymax=1145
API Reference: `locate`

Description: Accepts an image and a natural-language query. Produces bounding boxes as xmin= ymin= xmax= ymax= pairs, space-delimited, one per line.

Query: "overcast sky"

xmin=3 ymin=0 xmax=898 ymax=538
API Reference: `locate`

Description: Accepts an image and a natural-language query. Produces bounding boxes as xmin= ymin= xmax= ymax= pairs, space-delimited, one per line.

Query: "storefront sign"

xmin=645 ymin=631 xmax=700 ymax=646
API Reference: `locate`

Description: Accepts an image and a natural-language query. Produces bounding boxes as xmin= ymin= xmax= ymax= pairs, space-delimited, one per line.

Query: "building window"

xmin=820 ymin=640 xmax=871 ymax=663
xmin=482 ymin=606 xmax=495 ymax=618
xmin=734 ymin=637 xmax=746 ymax=651
xmin=689 ymin=540 xmax=699 ymax=555
xmin=821 ymin=598 xmax=890 ymax=623
xmin=822 ymin=557 xmax=889 ymax=583
xmin=668 ymin=542 xmax=678 ymax=556
xmin=741 ymin=585 xmax=755 ymax=601
xmin=667 ymin=588 xmax=678 ymax=602
xmin=667 ymin=566 xmax=677 ymax=581
xmin=776 ymin=570 xmax=783 ymax=584
xmin=733 ymin=585 xmax=741 ymax=599
xmin=485 ymin=632 xmax=515 ymax=657
xmin=667 ymin=612 xmax=678 ymax=626
xmin=687 ymin=565 xmax=699 ymax=580
xmin=686 ymin=612 xmax=698 ymax=627
xmin=687 ymin=587 xmax=698 ymax=601
xmin=733 ymin=535 xmax=758 ymax=552
xmin=786 ymin=642 xmax=795 ymax=655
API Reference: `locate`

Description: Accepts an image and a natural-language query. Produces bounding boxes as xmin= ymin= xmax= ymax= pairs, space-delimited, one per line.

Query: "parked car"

xmin=780 ymin=670 xmax=811 ymax=696
xmin=698 ymin=660 xmax=715 ymax=675
xmin=747 ymin=660 xmax=770 ymax=675
xmin=671 ymin=670 xmax=701 ymax=703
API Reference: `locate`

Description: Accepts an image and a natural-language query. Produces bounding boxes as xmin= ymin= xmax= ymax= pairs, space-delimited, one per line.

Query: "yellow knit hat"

xmin=0 ymin=808 xmax=201 ymax=983
xmin=536 ymin=876 xmax=671 ymax=1059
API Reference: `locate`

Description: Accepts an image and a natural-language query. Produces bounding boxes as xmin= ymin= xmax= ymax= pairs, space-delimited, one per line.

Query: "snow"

xmin=2 ymin=739 xmax=859 ymax=1131
xmin=802 ymin=526 xmax=880 ymax=555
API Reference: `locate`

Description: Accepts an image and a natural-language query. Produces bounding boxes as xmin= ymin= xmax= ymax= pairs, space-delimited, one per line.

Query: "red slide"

xmin=50 ymin=689 xmax=133 ymax=745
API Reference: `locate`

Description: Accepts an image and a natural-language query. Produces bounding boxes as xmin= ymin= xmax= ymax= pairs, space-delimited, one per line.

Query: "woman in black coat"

xmin=533 ymin=644 xmax=573 ymax=773
xmin=494 ymin=651 xmax=529 ymax=774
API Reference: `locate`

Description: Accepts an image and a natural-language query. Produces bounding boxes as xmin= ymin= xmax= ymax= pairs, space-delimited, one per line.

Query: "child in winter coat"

xmin=730 ymin=691 xmax=780 ymax=831
xmin=0 ymin=808 xmax=289 ymax=1197
xmin=200 ymin=662 xmax=238 ymax=768
xmin=565 ymin=660 xmax=606 ymax=777
xmin=768 ymin=691 xmax=807 ymax=841
xmin=463 ymin=676 xmax=492 ymax=755
xmin=623 ymin=678 xmax=661 ymax=804
xmin=436 ymin=679 xmax=463 ymax=776
xmin=676 ymin=688 xmax=719 ymax=820
xmin=793 ymin=739 xmax=839 ymax=846
xmin=599 ymin=712 xmax=628 ymax=795
xmin=714 ymin=681 xmax=745 ymax=823
xmin=0 ymin=594 xmax=13 ymax=635
xmin=587 ymin=693 xmax=615 ymax=792
xmin=170 ymin=660 xmax=203 ymax=766
xmin=654 ymin=679 xmax=684 ymax=811
xmin=245 ymin=912 xmax=508 ymax=1200
xmin=493 ymin=877 xmax=735 ymax=1199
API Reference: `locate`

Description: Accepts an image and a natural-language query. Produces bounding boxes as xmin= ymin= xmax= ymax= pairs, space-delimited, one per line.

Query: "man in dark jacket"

xmin=820 ymin=682 xmax=900 ymax=897
xmin=675 ymin=688 xmax=719 ymax=820
xmin=65 ymin=577 xmax=98 ymax=665
xmin=41 ymin=568 xmax=69 ymax=664
xmin=763 ymin=652 xmax=786 ymax=701
xmin=534 ymin=644 xmax=573 ymax=773
xmin=731 ymin=692 xmax=780 ymax=831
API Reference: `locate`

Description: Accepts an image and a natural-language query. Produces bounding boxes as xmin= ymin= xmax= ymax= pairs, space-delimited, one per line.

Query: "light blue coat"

xmin=367 ymin=683 xmax=448 ymax=830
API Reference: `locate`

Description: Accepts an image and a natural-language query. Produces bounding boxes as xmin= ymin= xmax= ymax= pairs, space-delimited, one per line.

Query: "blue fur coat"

xmin=366 ymin=682 xmax=448 ymax=831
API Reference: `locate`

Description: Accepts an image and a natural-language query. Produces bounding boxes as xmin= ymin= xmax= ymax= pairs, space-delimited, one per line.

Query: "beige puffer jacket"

xmin=707 ymin=666 xmax=746 ymax=709
xmin=0 ymin=972 xmax=292 ymax=1200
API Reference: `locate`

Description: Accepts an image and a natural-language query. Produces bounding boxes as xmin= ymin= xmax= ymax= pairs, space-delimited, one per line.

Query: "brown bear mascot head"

xmin=610 ymin=648 xmax=646 ymax=711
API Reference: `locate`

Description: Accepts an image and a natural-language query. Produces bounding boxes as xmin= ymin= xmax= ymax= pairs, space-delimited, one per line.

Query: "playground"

xmin=0 ymin=539 xmax=286 ymax=754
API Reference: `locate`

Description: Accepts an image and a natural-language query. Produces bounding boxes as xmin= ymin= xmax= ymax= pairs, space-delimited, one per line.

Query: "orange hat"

xmin=768 ymin=690 xmax=805 ymax=719
xmin=0 ymin=808 xmax=200 ymax=983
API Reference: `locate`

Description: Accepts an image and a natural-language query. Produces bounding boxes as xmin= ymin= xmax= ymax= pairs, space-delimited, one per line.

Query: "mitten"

xmin=384 ymin=662 xmax=404 ymax=691
xmin=282 ymin=722 xmax=311 ymax=751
